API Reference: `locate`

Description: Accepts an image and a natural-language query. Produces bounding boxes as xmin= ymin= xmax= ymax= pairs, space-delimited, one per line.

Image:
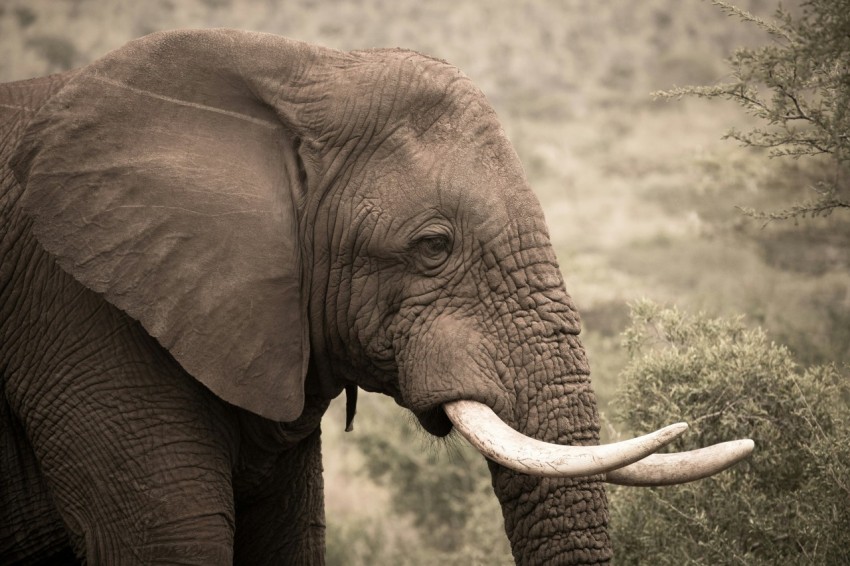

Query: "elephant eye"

xmin=415 ymin=234 xmax=452 ymax=270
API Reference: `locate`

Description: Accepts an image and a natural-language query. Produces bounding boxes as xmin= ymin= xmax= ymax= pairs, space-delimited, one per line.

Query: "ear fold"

xmin=11 ymin=31 xmax=316 ymax=421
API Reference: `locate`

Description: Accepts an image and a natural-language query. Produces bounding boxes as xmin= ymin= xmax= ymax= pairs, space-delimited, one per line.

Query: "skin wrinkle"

xmin=351 ymin=240 xmax=398 ymax=368
xmin=368 ymin=65 xmax=399 ymax=142
xmin=334 ymin=58 xmax=398 ymax=161
xmin=458 ymin=218 xmax=605 ymax=557
xmin=27 ymin=306 xmax=114 ymax=390
xmin=328 ymin=97 xmax=363 ymax=153
xmin=8 ymin=275 xmax=114 ymax=393
xmin=0 ymin=104 xmax=35 ymax=112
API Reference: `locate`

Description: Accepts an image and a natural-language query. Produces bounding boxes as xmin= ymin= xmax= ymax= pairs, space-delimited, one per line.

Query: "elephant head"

xmin=10 ymin=29 xmax=752 ymax=563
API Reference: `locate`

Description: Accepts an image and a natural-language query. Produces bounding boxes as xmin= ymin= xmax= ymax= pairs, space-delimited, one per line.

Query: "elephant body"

xmin=1 ymin=76 xmax=331 ymax=564
xmin=0 ymin=30 xmax=612 ymax=564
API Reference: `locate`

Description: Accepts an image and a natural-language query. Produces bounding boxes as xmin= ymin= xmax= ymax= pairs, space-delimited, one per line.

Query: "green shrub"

xmin=609 ymin=300 xmax=850 ymax=565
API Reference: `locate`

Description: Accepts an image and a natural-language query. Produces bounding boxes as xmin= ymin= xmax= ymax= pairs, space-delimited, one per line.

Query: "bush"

xmin=324 ymin=391 xmax=513 ymax=566
xmin=352 ymin=416 xmax=513 ymax=565
xmin=609 ymin=300 xmax=850 ymax=565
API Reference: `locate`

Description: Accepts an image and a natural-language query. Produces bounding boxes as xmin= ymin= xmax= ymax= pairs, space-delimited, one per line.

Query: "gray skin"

xmin=0 ymin=29 xmax=609 ymax=564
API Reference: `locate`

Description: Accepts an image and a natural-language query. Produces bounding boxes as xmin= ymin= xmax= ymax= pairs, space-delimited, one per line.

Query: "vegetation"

xmin=610 ymin=3 xmax=850 ymax=562
xmin=326 ymin=401 xmax=512 ymax=565
xmin=2 ymin=1 xmax=848 ymax=564
xmin=657 ymin=0 xmax=850 ymax=220
xmin=610 ymin=301 xmax=850 ymax=565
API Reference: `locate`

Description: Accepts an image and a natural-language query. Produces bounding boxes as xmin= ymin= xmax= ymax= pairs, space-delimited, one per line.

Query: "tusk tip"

xmin=604 ymin=437 xmax=756 ymax=486
xmin=734 ymin=438 xmax=755 ymax=455
xmin=657 ymin=421 xmax=689 ymax=442
xmin=712 ymin=438 xmax=755 ymax=461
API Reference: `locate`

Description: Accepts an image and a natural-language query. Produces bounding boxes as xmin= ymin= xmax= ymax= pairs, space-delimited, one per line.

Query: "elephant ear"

xmin=10 ymin=30 xmax=319 ymax=422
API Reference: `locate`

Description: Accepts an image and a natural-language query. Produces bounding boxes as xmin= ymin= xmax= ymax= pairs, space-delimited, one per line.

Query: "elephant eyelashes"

xmin=414 ymin=234 xmax=452 ymax=270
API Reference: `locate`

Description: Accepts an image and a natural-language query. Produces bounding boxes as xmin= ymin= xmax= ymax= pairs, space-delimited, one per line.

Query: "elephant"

xmin=0 ymin=29 xmax=753 ymax=565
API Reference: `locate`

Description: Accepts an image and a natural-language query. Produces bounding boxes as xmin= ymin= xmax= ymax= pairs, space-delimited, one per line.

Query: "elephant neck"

xmin=238 ymin=394 xmax=330 ymax=452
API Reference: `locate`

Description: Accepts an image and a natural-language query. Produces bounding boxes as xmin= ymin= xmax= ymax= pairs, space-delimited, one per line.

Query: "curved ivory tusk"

xmin=443 ymin=400 xmax=688 ymax=477
xmin=603 ymin=439 xmax=755 ymax=486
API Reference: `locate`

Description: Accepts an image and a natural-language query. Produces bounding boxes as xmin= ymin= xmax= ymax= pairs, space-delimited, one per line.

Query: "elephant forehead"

xmin=337 ymin=50 xmax=548 ymax=237
xmin=366 ymin=130 xmax=546 ymax=240
xmin=342 ymin=48 xmax=483 ymax=131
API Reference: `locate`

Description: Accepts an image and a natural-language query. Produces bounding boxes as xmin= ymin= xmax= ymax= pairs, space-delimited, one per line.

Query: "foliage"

xmin=609 ymin=300 xmax=850 ymax=565
xmin=326 ymin=494 xmax=513 ymax=566
xmin=346 ymin=416 xmax=513 ymax=564
xmin=656 ymin=0 xmax=850 ymax=219
xmin=323 ymin=393 xmax=512 ymax=566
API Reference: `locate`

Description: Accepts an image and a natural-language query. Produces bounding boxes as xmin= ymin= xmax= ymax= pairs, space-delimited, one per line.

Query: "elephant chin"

xmin=414 ymin=407 xmax=453 ymax=437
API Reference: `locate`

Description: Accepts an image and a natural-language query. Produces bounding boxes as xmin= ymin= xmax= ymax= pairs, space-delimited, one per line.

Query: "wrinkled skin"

xmin=0 ymin=30 xmax=610 ymax=564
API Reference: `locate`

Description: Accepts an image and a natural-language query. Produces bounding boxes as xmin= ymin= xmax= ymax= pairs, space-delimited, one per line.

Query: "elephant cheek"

xmin=397 ymin=315 xmax=510 ymax=432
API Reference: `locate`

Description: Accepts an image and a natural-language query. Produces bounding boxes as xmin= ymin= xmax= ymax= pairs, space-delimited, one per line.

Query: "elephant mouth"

xmin=414 ymin=406 xmax=453 ymax=437
xmin=442 ymin=399 xmax=755 ymax=485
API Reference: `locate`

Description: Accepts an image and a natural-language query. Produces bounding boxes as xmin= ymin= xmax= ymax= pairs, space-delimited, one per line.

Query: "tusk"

xmin=604 ymin=439 xmax=755 ymax=486
xmin=444 ymin=399 xmax=688 ymax=477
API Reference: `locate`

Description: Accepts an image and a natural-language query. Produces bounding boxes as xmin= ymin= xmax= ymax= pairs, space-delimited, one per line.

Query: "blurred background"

xmin=3 ymin=1 xmax=847 ymax=564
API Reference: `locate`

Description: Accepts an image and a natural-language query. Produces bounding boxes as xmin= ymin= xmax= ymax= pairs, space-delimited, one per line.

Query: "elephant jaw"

xmin=444 ymin=399 xmax=755 ymax=485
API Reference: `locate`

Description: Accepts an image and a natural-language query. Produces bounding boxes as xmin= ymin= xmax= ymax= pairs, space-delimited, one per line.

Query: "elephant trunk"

xmin=483 ymin=356 xmax=613 ymax=565
xmin=398 ymin=316 xmax=615 ymax=563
